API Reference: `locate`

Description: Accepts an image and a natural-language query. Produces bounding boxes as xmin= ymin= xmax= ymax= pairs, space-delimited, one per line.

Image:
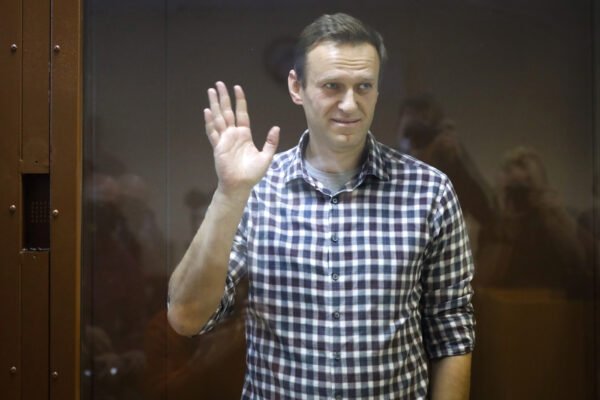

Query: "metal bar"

xmin=592 ymin=0 xmax=600 ymax=396
xmin=0 ymin=0 xmax=23 ymax=398
xmin=49 ymin=0 xmax=82 ymax=397
xmin=20 ymin=251 xmax=50 ymax=399
xmin=21 ymin=0 xmax=51 ymax=173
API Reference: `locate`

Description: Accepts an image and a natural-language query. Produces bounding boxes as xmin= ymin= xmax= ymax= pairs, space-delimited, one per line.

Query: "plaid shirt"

xmin=202 ymin=131 xmax=475 ymax=399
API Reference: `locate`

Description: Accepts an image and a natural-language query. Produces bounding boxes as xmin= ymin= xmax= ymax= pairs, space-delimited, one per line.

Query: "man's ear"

xmin=288 ymin=69 xmax=303 ymax=105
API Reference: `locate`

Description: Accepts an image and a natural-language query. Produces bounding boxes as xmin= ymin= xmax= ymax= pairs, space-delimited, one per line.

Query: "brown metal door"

xmin=0 ymin=0 xmax=81 ymax=399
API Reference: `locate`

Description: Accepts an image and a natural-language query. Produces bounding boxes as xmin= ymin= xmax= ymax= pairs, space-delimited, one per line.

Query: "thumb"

xmin=261 ymin=126 xmax=280 ymax=159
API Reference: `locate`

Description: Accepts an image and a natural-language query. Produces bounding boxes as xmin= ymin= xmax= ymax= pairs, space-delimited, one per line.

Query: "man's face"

xmin=290 ymin=41 xmax=380 ymax=155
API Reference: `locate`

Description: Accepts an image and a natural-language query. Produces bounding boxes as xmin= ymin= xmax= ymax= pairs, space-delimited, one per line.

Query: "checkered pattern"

xmin=201 ymin=131 xmax=475 ymax=399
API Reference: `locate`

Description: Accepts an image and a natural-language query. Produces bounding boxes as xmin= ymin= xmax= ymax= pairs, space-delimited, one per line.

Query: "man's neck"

xmin=304 ymin=138 xmax=367 ymax=174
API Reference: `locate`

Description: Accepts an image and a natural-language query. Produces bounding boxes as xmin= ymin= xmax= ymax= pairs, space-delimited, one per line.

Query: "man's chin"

xmin=333 ymin=125 xmax=368 ymax=138
xmin=330 ymin=130 xmax=369 ymax=148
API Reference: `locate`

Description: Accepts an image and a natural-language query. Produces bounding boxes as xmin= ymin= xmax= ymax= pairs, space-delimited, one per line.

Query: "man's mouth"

xmin=331 ymin=118 xmax=361 ymax=125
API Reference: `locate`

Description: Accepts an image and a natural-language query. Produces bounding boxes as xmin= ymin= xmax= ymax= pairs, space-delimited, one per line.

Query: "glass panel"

xmin=82 ymin=1 xmax=596 ymax=399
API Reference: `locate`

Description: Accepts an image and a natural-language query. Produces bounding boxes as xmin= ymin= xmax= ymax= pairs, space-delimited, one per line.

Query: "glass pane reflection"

xmin=82 ymin=1 xmax=596 ymax=399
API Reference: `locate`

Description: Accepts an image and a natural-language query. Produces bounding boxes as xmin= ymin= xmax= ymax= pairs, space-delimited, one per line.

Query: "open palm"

xmin=204 ymin=82 xmax=280 ymax=195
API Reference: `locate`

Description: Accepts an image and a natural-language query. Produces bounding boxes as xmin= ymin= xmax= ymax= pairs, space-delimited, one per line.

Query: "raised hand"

xmin=204 ymin=81 xmax=280 ymax=196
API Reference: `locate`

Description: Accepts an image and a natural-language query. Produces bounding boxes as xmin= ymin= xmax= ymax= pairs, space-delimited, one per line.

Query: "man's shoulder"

xmin=270 ymin=146 xmax=298 ymax=170
xmin=252 ymin=145 xmax=299 ymax=190
xmin=376 ymin=140 xmax=450 ymax=185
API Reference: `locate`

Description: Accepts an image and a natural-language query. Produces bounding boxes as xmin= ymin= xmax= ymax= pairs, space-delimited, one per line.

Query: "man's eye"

xmin=324 ymin=83 xmax=338 ymax=89
xmin=359 ymin=83 xmax=373 ymax=90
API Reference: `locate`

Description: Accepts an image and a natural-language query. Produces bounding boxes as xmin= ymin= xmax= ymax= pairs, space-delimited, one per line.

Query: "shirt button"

xmin=332 ymin=311 xmax=340 ymax=319
xmin=335 ymin=394 xmax=342 ymax=400
xmin=331 ymin=196 xmax=339 ymax=204
xmin=331 ymin=273 xmax=339 ymax=281
xmin=334 ymin=353 xmax=341 ymax=361
xmin=331 ymin=234 xmax=338 ymax=243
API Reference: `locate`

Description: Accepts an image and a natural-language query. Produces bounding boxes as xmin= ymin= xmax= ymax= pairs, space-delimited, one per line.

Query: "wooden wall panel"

xmin=0 ymin=0 xmax=23 ymax=398
xmin=49 ymin=0 xmax=82 ymax=398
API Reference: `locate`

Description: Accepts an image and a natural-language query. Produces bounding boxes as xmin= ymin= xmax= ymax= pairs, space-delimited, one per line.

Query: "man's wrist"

xmin=213 ymin=185 xmax=252 ymax=210
xmin=210 ymin=186 xmax=252 ymax=214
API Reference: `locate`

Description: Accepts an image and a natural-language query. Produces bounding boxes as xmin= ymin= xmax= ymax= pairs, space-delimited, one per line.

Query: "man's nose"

xmin=338 ymin=89 xmax=358 ymax=113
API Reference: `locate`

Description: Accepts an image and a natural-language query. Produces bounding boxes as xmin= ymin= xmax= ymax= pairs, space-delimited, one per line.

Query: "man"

xmin=168 ymin=13 xmax=474 ymax=399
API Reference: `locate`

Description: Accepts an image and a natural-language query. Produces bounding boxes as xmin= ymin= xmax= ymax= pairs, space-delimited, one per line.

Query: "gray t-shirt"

xmin=305 ymin=160 xmax=360 ymax=194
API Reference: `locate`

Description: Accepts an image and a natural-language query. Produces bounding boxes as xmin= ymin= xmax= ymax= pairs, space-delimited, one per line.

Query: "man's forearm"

xmin=167 ymin=188 xmax=249 ymax=336
xmin=429 ymin=353 xmax=472 ymax=400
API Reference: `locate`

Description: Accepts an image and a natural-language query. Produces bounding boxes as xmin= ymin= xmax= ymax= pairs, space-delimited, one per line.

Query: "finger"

xmin=234 ymin=85 xmax=250 ymax=128
xmin=208 ymin=87 xmax=227 ymax=133
xmin=261 ymin=126 xmax=280 ymax=159
xmin=216 ymin=81 xmax=235 ymax=127
xmin=204 ymin=108 xmax=219 ymax=147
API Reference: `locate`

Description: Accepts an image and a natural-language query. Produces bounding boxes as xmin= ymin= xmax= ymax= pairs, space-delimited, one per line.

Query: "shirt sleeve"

xmin=197 ymin=205 xmax=249 ymax=335
xmin=421 ymin=177 xmax=476 ymax=359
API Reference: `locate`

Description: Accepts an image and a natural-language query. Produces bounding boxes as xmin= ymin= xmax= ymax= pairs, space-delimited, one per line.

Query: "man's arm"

xmin=421 ymin=178 xmax=476 ymax=398
xmin=429 ymin=353 xmax=472 ymax=400
xmin=167 ymin=82 xmax=279 ymax=336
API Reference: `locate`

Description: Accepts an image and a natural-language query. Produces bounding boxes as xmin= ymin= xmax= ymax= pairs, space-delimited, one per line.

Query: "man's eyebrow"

xmin=316 ymin=75 xmax=377 ymax=83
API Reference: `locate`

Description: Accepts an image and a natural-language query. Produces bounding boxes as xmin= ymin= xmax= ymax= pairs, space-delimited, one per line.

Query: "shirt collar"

xmin=284 ymin=130 xmax=390 ymax=185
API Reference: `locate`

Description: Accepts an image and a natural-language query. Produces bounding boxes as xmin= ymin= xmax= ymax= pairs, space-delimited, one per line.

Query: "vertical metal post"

xmin=49 ymin=0 xmax=82 ymax=398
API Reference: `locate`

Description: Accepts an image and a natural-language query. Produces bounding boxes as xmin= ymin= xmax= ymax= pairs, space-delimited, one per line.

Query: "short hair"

xmin=293 ymin=13 xmax=388 ymax=87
